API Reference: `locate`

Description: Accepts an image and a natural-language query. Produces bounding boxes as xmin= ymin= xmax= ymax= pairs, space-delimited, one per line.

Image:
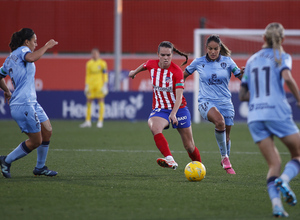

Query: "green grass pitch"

xmin=0 ymin=120 xmax=299 ymax=220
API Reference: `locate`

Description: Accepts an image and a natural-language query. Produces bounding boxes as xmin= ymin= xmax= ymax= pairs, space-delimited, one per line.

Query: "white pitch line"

xmin=50 ymin=148 xmax=290 ymax=155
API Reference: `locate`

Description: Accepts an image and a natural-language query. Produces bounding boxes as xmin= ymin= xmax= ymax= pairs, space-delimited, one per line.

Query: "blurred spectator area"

xmin=0 ymin=0 xmax=299 ymax=54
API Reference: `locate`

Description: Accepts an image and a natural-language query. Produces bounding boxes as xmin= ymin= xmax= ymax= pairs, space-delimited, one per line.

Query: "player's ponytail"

xmin=158 ymin=41 xmax=189 ymax=66
xmin=263 ymin=23 xmax=284 ymax=65
xmin=206 ymin=35 xmax=231 ymax=57
xmin=9 ymin=28 xmax=35 ymax=52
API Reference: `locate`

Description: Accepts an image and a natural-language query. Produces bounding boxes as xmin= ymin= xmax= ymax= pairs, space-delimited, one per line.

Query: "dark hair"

xmin=158 ymin=41 xmax=189 ymax=66
xmin=206 ymin=35 xmax=231 ymax=56
xmin=9 ymin=28 xmax=35 ymax=52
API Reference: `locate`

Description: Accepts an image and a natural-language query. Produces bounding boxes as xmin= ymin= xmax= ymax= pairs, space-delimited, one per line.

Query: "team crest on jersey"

xmin=165 ymin=77 xmax=171 ymax=83
xmin=220 ymin=62 xmax=227 ymax=69
xmin=202 ymin=64 xmax=205 ymax=68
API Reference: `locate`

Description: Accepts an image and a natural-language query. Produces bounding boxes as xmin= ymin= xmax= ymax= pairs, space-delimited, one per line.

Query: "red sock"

xmin=154 ymin=133 xmax=172 ymax=157
xmin=188 ymin=146 xmax=201 ymax=162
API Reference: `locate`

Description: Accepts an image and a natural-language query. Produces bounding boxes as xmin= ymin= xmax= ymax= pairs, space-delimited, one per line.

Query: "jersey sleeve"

xmin=20 ymin=46 xmax=31 ymax=62
xmin=241 ymin=61 xmax=250 ymax=89
xmin=173 ymin=65 xmax=184 ymax=89
xmin=102 ymin=60 xmax=108 ymax=74
xmin=85 ymin=61 xmax=91 ymax=84
xmin=185 ymin=58 xmax=197 ymax=75
xmin=280 ymin=53 xmax=292 ymax=72
xmin=102 ymin=61 xmax=108 ymax=83
xmin=229 ymin=58 xmax=241 ymax=78
xmin=0 ymin=66 xmax=7 ymax=78
xmin=143 ymin=60 xmax=152 ymax=71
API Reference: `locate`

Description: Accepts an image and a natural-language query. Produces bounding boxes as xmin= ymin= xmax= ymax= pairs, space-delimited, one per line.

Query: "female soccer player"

xmin=0 ymin=28 xmax=58 ymax=178
xmin=80 ymin=48 xmax=108 ymax=128
xmin=239 ymin=23 xmax=300 ymax=217
xmin=184 ymin=35 xmax=244 ymax=174
xmin=128 ymin=41 xmax=201 ymax=170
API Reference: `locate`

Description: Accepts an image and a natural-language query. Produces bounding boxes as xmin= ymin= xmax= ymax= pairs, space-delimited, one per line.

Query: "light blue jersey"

xmin=0 ymin=46 xmax=37 ymax=106
xmin=241 ymin=48 xmax=293 ymax=123
xmin=185 ymin=54 xmax=241 ymax=103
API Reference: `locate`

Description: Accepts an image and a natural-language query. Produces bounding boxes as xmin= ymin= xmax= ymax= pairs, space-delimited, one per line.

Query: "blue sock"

xmin=280 ymin=159 xmax=300 ymax=183
xmin=267 ymin=176 xmax=282 ymax=208
xmin=5 ymin=142 xmax=32 ymax=164
xmin=215 ymin=129 xmax=227 ymax=158
xmin=36 ymin=141 xmax=50 ymax=169
xmin=227 ymin=139 xmax=231 ymax=156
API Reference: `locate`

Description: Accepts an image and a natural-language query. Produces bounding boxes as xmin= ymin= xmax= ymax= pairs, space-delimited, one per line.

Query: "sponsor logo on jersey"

xmin=208 ymin=74 xmax=222 ymax=85
xmin=153 ymin=85 xmax=172 ymax=92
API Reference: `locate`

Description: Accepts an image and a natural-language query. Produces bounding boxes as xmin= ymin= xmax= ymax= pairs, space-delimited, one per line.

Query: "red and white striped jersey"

xmin=143 ymin=60 xmax=187 ymax=110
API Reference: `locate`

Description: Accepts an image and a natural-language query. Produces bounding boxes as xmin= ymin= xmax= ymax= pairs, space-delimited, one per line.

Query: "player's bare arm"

xmin=25 ymin=39 xmax=58 ymax=63
xmin=282 ymin=69 xmax=300 ymax=107
xmin=128 ymin=63 xmax=146 ymax=79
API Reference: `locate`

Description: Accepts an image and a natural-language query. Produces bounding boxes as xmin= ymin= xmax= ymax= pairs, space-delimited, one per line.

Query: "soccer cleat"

xmin=0 ymin=156 xmax=11 ymax=178
xmin=275 ymin=178 xmax=297 ymax=206
xmin=33 ymin=166 xmax=58 ymax=177
xmin=156 ymin=158 xmax=178 ymax=170
xmin=79 ymin=121 xmax=92 ymax=128
xmin=221 ymin=157 xmax=236 ymax=174
xmin=96 ymin=121 xmax=103 ymax=128
xmin=272 ymin=205 xmax=289 ymax=218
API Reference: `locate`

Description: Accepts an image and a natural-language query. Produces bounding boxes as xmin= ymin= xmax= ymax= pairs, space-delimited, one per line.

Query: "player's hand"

xmin=102 ymin=83 xmax=108 ymax=95
xmin=4 ymin=90 xmax=11 ymax=104
xmin=169 ymin=113 xmax=178 ymax=126
xmin=238 ymin=66 xmax=245 ymax=80
xmin=241 ymin=66 xmax=245 ymax=73
xmin=128 ymin=70 xmax=136 ymax=79
xmin=45 ymin=39 xmax=58 ymax=49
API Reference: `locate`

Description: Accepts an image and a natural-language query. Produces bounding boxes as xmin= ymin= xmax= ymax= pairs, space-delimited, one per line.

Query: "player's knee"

xmin=215 ymin=118 xmax=225 ymax=130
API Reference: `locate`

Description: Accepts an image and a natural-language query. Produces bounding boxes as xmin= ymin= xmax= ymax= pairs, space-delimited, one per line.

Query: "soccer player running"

xmin=80 ymin=48 xmax=108 ymax=128
xmin=184 ymin=35 xmax=244 ymax=174
xmin=128 ymin=41 xmax=201 ymax=170
xmin=0 ymin=28 xmax=58 ymax=178
xmin=239 ymin=22 xmax=300 ymax=217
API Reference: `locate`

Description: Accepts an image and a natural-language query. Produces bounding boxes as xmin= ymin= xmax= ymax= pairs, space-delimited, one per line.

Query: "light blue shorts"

xmin=198 ymin=100 xmax=235 ymax=126
xmin=248 ymin=119 xmax=299 ymax=143
xmin=10 ymin=103 xmax=49 ymax=133
xmin=148 ymin=107 xmax=191 ymax=129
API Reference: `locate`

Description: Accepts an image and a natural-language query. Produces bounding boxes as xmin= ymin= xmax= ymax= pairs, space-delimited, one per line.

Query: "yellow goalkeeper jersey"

xmin=85 ymin=58 xmax=108 ymax=87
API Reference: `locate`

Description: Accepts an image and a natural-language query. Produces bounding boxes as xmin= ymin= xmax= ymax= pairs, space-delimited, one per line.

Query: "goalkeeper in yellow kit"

xmin=80 ymin=48 xmax=108 ymax=128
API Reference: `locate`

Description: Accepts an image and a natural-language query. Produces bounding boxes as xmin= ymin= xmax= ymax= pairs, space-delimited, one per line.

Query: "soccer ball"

xmin=184 ymin=161 xmax=206 ymax=182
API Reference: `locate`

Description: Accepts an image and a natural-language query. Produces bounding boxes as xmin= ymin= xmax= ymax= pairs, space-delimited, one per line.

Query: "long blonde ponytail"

xmin=263 ymin=23 xmax=285 ymax=65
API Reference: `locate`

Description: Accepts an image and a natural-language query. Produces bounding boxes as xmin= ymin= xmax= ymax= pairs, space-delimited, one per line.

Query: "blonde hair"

xmin=263 ymin=22 xmax=285 ymax=65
